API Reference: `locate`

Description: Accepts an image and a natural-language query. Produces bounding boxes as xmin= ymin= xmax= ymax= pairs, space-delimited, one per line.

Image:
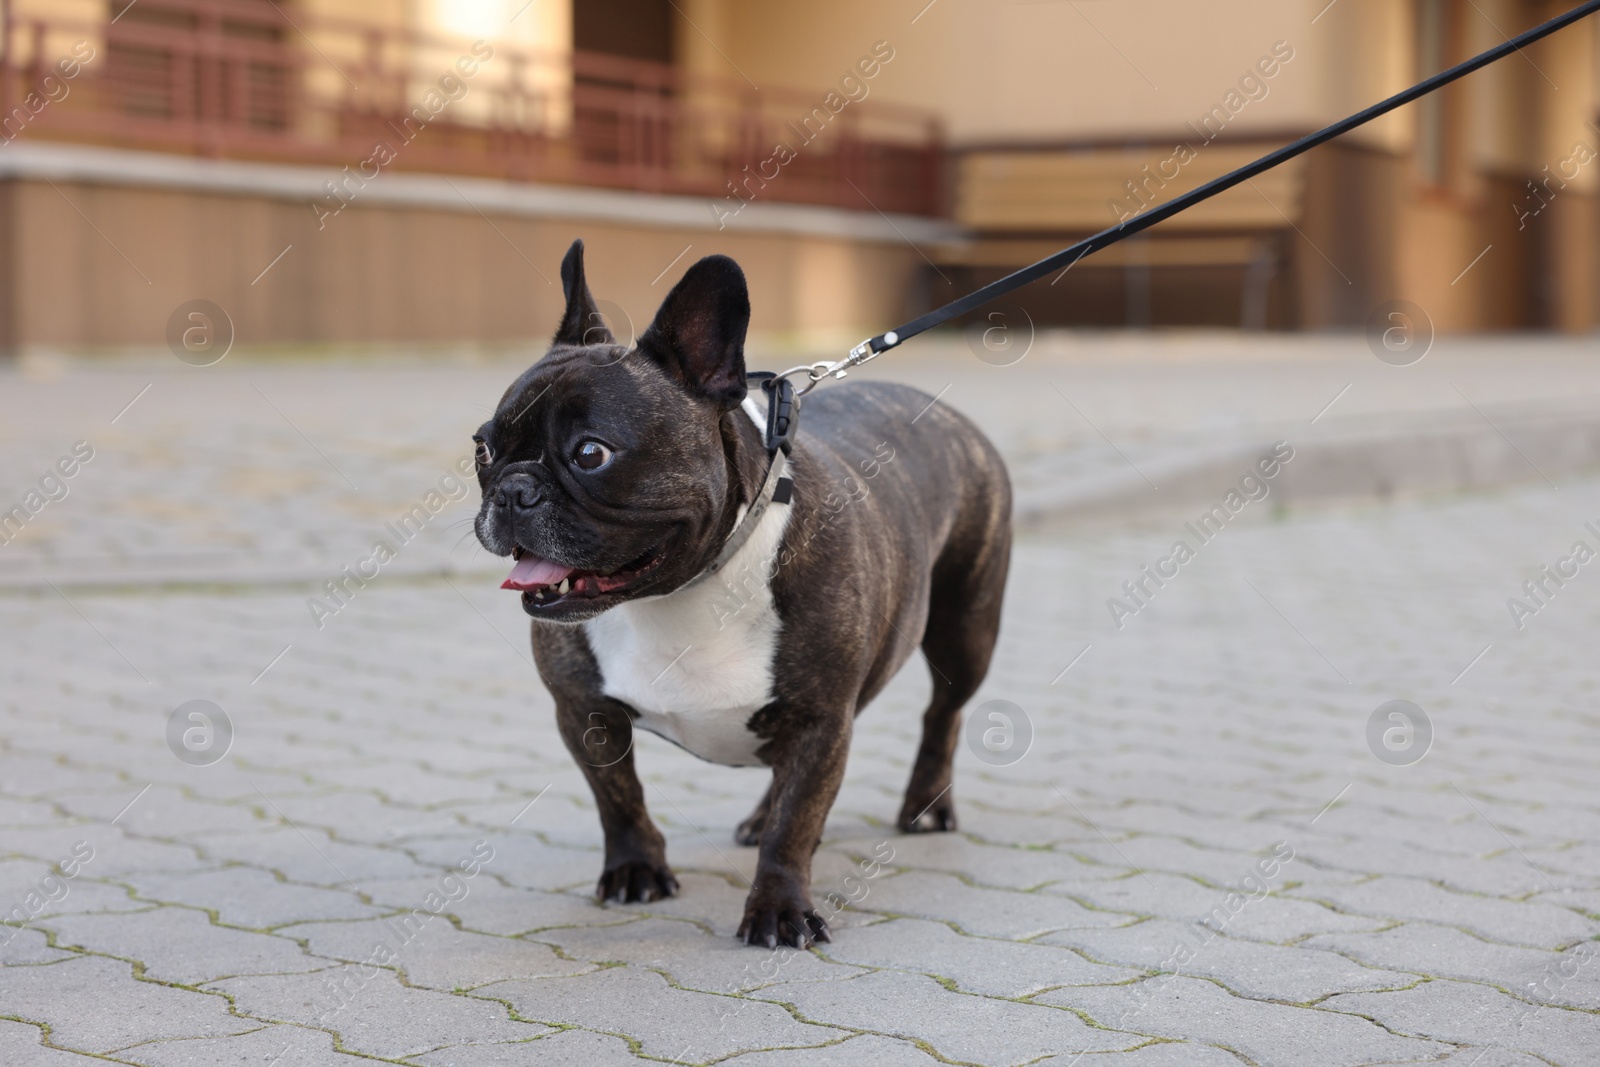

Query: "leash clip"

xmin=835 ymin=330 xmax=896 ymax=380
xmin=773 ymin=330 xmax=899 ymax=399
xmin=773 ymin=360 xmax=831 ymax=398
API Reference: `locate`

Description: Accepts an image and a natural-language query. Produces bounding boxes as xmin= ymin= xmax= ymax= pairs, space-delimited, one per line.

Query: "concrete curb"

xmin=1014 ymin=405 xmax=1600 ymax=528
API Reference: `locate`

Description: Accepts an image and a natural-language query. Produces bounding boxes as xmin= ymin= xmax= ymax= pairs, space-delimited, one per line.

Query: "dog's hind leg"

xmin=898 ymin=527 xmax=1010 ymax=833
xmin=734 ymin=781 xmax=773 ymax=845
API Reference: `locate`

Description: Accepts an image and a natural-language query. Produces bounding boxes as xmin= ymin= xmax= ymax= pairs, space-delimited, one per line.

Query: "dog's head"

xmin=473 ymin=239 xmax=752 ymax=621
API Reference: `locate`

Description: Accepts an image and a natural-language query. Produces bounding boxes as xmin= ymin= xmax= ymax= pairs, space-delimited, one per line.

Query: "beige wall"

xmin=680 ymin=0 xmax=1334 ymax=144
xmin=0 ymin=178 xmax=920 ymax=354
xmin=683 ymin=0 xmax=1595 ymax=161
xmin=1313 ymin=0 xmax=1414 ymax=153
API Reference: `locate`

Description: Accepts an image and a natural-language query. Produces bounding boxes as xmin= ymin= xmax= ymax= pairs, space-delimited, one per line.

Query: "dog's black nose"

xmin=494 ymin=474 xmax=542 ymax=511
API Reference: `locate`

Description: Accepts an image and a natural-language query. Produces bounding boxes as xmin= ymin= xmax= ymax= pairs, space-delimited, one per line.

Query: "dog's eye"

xmin=572 ymin=440 xmax=613 ymax=471
xmin=474 ymin=438 xmax=493 ymax=468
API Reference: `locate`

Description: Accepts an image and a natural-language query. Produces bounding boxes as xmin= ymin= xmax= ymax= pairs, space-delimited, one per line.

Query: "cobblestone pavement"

xmin=4 ymin=332 xmax=1600 ymax=585
xmin=2 ymin=339 xmax=1600 ymax=1065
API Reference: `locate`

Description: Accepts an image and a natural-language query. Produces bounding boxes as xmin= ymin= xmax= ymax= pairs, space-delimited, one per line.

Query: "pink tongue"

xmin=502 ymin=555 xmax=576 ymax=591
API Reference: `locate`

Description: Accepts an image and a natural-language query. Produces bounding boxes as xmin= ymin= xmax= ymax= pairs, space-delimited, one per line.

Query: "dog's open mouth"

xmin=501 ymin=539 xmax=671 ymax=608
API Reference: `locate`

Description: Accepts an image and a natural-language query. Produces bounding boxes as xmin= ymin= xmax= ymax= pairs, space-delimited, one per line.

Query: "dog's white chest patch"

xmin=584 ymin=400 xmax=787 ymax=767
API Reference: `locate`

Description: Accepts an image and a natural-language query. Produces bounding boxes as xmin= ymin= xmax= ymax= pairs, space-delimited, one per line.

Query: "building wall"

xmin=4 ymin=0 xmax=1598 ymax=341
xmin=679 ymin=0 xmax=1323 ymax=146
xmin=0 ymin=170 xmax=925 ymax=354
xmin=678 ymin=0 xmax=1600 ymax=333
xmin=1388 ymin=0 xmax=1600 ymax=332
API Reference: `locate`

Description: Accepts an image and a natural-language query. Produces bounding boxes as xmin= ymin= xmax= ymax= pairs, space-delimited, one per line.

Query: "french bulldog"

xmin=473 ymin=240 xmax=1011 ymax=947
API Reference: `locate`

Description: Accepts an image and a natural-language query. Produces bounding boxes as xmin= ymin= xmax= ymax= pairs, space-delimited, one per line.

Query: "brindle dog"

xmin=473 ymin=241 xmax=1011 ymax=946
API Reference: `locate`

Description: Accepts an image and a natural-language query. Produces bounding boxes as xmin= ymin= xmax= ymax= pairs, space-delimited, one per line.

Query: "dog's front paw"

xmin=898 ymin=787 xmax=958 ymax=833
xmin=737 ymin=885 xmax=830 ymax=949
xmin=597 ymin=860 xmax=679 ymax=904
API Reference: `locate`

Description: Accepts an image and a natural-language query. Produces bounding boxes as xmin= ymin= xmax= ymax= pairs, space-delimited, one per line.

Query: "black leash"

xmin=787 ymin=0 xmax=1600 ymax=387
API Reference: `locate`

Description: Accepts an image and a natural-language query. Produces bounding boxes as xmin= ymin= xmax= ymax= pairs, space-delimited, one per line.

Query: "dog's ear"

xmin=554 ymin=239 xmax=613 ymax=347
xmin=638 ymin=255 xmax=749 ymax=410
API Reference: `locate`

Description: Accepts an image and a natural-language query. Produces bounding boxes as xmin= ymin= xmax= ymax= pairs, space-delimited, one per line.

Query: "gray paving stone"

xmin=1064 ymin=834 xmax=1304 ymax=890
xmin=1042 ymin=870 xmax=1390 ymax=942
xmin=40 ymin=906 xmax=328 ymax=984
xmin=1041 ymin=918 xmax=1413 ymax=1002
xmin=1065 ymin=804 xmax=1307 ymax=855
xmin=723 ymin=1034 xmax=940 ymax=1065
xmin=0 ymin=1020 xmax=110 ymax=1064
xmin=1040 ymin=1043 xmax=1254 ymax=1065
xmin=851 ymin=870 xmax=1137 ymax=939
xmin=1305 ymin=923 xmax=1600 ymax=1009
xmin=146 ymin=766 xmax=316 ymax=807
xmin=1325 ymin=980 xmax=1600 ymax=1065
xmin=1492 ymin=806 xmax=1600 ymax=844
xmin=1286 ymin=875 xmax=1598 ymax=949
xmin=1294 ymin=838 xmax=1563 ymax=897
xmin=0 ymin=956 xmax=254 ymax=1053
xmin=411 ymin=1029 xmax=644 ymax=1066
xmin=532 ymin=916 xmax=865 ymax=994
xmin=190 ymin=825 xmax=439 ymax=885
xmin=0 ymin=797 xmax=71 ymax=827
xmin=817 ymin=917 xmax=1140 ymax=997
xmin=1433 ymin=1051 xmax=1556 ymax=1067
xmin=480 ymin=966 xmax=848 ymax=1061
xmin=1041 ymin=975 xmax=1453 ymax=1066
xmin=872 ymin=832 xmax=1111 ymax=890
xmin=126 ymin=866 xmax=385 ymax=928
xmin=1526 ymin=842 xmax=1600 ymax=884
xmin=0 ymin=757 xmax=131 ymax=798
xmin=942 ymin=804 xmax=1101 ymax=848
xmin=265 ymin=791 xmax=471 ymax=845
xmin=325 ymin=762 xmax=511 ymax=806
xmin=69 ymin=785 xmax=272 ymax=840
xmin=753 ymin=970 xmax=1141 ymax=1065
xmin=1533 ymin=889 xmax=1600 ymax=920
xmin=359 ymin=875 xmax=607 ymax=936
xmin=1293 ymin=801 xmax=1549 ymax=857
xmin=0 ymin=923 xmax=76 ymax=964
xmin=282 ymin=916 xmax=591 ymax=990
xmin=1208 ymin=894 xmax=1396 ymax=945
xmin=407 ymin=835 xmax=601 ymax=893
xmin=0 ymin=825 xmax=208 ymax=881
xmin=211 ymin=968 xmax=550 ymax=1059
xmin=118 ymin=1023 xmax=351 ymax=1066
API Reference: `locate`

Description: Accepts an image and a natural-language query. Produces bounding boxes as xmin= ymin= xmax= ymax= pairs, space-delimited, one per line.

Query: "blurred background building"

xmin=0 ymin=0 xmax=1595 ymax=353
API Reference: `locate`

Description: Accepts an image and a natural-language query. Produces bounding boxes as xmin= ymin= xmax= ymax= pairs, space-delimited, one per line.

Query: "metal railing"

xmin=0 ymin=0 xmax=943 ymax=216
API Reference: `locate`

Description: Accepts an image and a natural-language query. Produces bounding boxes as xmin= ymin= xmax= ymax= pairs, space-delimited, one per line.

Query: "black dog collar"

xmin=683 ymin=374 xmax=796 ymax=589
